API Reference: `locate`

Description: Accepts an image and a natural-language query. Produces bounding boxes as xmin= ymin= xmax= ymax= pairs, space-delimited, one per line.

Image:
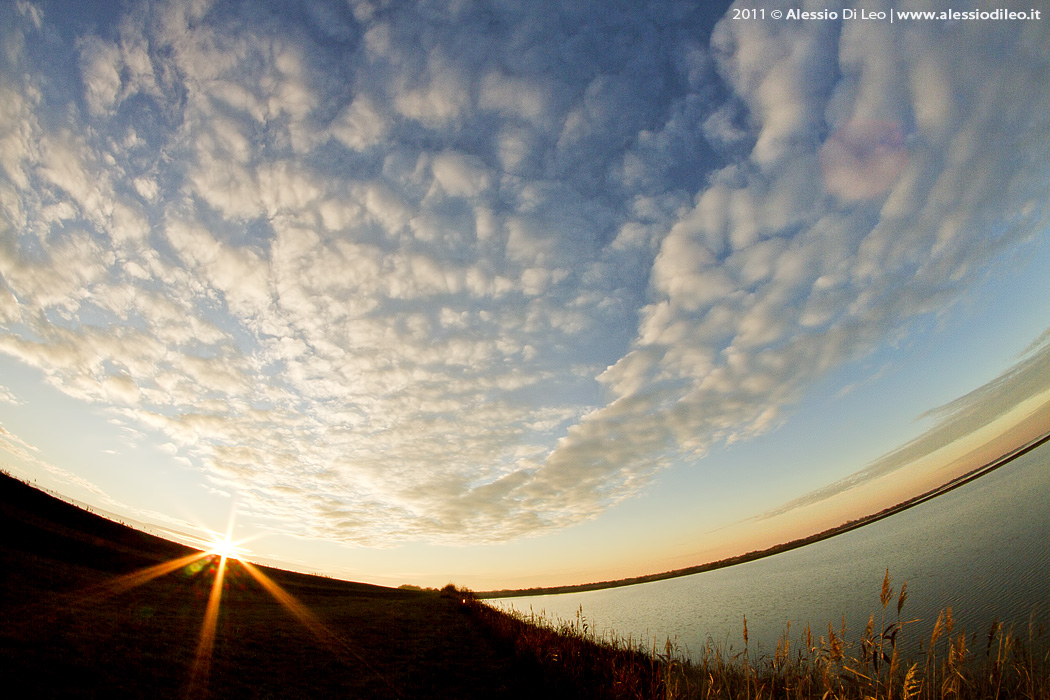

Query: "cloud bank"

xmin=761 ymin=330 xmax=1050 ymax=520
xmin=0 ymin=0 xmax=1047 ymax=545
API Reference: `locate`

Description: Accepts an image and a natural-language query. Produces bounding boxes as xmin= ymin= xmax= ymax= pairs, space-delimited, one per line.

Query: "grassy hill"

xmin=0 ymin=472 xmax=590 ymax=699
xmin=3 ymin=471 xmax=1047 ymax=699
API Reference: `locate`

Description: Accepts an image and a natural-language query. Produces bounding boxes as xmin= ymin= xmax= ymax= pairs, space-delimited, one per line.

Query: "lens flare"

xmin=238 ymin=560 xmax=401 ymax=697
xmin=206 ymin=535 xmax=243 ymax=561
xmin=186 ymin=551 xmax=230 ymax=699
xmin=42 ymin=510 xmax=400 ymax=698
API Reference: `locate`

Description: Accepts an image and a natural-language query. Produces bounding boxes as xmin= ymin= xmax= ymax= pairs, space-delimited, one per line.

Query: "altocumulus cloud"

xmin=0 ymin=0 xmax=1047 ymax=545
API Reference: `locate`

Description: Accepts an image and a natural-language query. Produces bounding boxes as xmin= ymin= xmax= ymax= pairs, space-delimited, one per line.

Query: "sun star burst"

xmin=207 ymin=535 xmax=242 ymax=561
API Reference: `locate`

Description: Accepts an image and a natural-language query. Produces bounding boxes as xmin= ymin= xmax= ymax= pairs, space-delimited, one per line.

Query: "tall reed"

xmin=459 ymin=571 xmax=1049 ymax=700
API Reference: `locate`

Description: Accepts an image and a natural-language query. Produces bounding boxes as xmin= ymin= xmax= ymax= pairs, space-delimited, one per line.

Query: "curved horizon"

xmin=480 ymin=426 xmax=1050 ymax=597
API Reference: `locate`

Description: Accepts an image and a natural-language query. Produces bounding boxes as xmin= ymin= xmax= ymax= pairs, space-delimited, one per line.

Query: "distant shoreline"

xmin=477 ymin=430 xmax=1050 ymax=599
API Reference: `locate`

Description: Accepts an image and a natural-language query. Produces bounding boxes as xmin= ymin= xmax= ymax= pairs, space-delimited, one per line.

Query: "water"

xmin=493 ymin=441 xmax=1050 ymax=659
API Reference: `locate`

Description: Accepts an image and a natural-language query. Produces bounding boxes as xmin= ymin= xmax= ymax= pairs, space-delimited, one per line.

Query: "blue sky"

xmin=1 ymin=0 xmax=1048 ymax=589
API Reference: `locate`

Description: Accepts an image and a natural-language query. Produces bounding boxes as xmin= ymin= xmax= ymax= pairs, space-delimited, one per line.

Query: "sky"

xmin=1 ymin=0 xmax=1049 ymax=590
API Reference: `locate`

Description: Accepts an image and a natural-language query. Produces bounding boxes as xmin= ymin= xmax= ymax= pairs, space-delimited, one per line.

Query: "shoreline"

xmin=477 ymin=429 xmax=1050 ymax=599
xmin=5 ymin=461 xmax=1044 ymax=699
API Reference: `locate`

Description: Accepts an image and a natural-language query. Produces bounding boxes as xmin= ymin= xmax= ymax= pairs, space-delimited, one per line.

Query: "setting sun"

xmin=207 ymin=536 xmax=242 ymax=561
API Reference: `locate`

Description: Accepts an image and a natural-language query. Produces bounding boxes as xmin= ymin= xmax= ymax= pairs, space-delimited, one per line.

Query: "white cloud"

xmin=479 ymin=71 xmax=552 ymax=125
xmin=540 ymin=0 xmax=1050 ymax=515
xmin=0 ymin=385 xmax=23 ymax=405
xmin=766 ymin=331 xmax=1050 ymax=520
xmin=429 ymin=151 xmax=491 ymax=199
xmin=0 ymin=0 xmax=1047 ymax=549
xmin=392 ymin=49 xmax=470 ymax=128
xmin=0 ymin=82 xmax=39 ymax=191
xmin=79 ymin=37 xmax=123 ymax=115
xmin=330 ymin=95 xmax=387 ymax=151
xmin=0 ymin=423 xmax=111 ymax=500
xmin=165 ymin=220 xmax=272 ymax=316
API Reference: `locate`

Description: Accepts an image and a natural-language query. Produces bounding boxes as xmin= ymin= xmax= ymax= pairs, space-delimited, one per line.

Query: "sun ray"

xmin=22 ymin=507 xmax=398 ymax=698
xmin=93 ymin=552 xmax=214 ymax=596
xmin=238 ymin=560 xmax=402 ymax=697
xmin=185 ymin=552 xmax=229 ymax=700
xmin=8 ymin=550 xmax=213 ymax=628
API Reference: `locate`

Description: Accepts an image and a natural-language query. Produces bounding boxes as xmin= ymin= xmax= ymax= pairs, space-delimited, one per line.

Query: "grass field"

xmin=0 ymin=472 xmax=545 ymax=699
xmin=2 ymin=471 xmax=1047 ymax=699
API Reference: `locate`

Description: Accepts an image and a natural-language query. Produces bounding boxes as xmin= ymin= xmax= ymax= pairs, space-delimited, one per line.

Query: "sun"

xmin=207 ymin=535 xmax=243 ymax=561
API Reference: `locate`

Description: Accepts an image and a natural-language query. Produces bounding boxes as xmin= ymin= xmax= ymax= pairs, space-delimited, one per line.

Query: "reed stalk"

xmin=461 ymin=573 xmax=1049 ymax=700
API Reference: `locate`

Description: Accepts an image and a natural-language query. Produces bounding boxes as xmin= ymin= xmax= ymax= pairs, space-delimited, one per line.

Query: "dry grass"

xmin=462 ymin=570 xmax=1049 ymax=700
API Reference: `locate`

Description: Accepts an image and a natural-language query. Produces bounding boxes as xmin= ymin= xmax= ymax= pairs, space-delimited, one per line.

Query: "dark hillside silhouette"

xmin=0 ymin=472 xmax=564 ymax=699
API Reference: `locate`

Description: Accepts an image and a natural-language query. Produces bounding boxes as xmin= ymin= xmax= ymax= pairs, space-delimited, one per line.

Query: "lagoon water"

xmin=494 ymin=441 xmax=1050 ymax=658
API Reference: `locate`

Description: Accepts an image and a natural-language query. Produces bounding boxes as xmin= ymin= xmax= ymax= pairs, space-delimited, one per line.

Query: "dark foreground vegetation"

xmin=0 ymin=472 xmax=561 ymax=698
xmin=468 ymin=575 xmax=1050 ymax=700
xmin=2 ymin=471 xmax=1048 ymax=699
